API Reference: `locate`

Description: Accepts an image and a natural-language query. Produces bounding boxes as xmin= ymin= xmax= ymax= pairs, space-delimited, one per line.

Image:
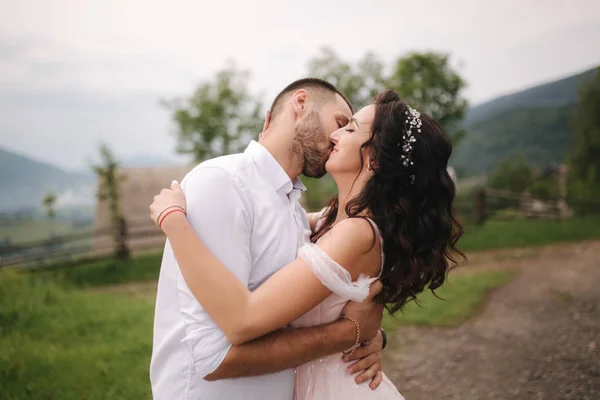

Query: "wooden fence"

xmin=0 ymin=218 xmax=165 ymax=270
xmin=2 ymin=190 xmax=600 ymax=270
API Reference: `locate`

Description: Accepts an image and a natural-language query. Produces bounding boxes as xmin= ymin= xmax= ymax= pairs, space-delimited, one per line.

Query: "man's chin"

xmin=303 ymin=169 xmax=327 ymax=179
xmin=302 ymin=153 xmax=329 ymax=178
xmin=303 ymin=162 xmax=328 ymax=179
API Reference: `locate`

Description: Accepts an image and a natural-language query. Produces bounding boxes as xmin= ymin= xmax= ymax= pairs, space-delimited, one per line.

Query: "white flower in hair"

xmin=398 ymin=106 xmax=421 ymax=172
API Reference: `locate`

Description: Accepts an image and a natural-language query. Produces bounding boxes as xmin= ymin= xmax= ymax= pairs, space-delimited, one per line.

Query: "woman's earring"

xmin=367 ymin=162 xmax=372 ymax=171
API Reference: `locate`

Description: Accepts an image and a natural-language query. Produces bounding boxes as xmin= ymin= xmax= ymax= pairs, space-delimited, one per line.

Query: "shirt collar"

xmin=245 ymin=140 xmax=307 ymax=195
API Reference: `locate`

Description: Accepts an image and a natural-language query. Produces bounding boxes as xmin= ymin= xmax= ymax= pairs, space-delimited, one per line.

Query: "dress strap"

xmin=364 ymin=218 xmax=385 ymax=278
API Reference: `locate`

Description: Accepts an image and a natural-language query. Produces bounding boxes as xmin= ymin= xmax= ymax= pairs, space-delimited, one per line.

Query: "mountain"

xmin=0 ymin=147 xmax=95 ymax=212
xmin=453 ymin=66 xmax=598 ymax=176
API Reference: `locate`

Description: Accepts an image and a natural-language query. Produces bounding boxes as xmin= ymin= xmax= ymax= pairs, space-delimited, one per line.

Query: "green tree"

xmin=487 ymin=156 xmax=533 ymax=193
xmin=301 ymin=175 xmax=337 ymax=212
xmin=567 ymin=68 xmax=600 ymax=200
xmin=529 ymin=172 xmax=561 ymax=199
xmin=307 ymin=47 xmax=386 ymax=109
xmin=92 ymin=144 xmax=129 ymax=260
xmin=387 ymin=52 xmax=469 ymax=144
xmin=165 ymin=64 xmax=263 ymax=162
xmin=42 ymin=192 xmax=57 ymax=236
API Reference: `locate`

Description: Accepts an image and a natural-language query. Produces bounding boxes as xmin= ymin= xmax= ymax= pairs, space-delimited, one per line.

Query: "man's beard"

xmin=292 ymin=110 xmax=329 ymax=178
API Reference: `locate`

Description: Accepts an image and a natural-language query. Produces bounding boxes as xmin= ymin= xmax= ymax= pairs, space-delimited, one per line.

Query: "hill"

xmin=453 ymin=66 xmax=598 ymax=176
xmin=0 ymin=147 xmax=94 ymax=212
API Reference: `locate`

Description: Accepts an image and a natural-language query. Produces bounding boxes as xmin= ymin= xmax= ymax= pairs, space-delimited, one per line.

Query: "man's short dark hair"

xmin=268 ymin=78 xmax=353 ymax=119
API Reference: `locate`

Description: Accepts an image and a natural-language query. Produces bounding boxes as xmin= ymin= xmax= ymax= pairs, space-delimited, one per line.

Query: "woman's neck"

xmin=332 ymin=172 xmax=369 ymax=224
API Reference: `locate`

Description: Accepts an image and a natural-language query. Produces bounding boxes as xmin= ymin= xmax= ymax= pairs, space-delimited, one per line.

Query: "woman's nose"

xmin=329 ymin=128 xmax=340 ymax=143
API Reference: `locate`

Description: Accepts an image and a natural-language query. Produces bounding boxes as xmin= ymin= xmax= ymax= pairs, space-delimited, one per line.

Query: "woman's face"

xmin=325 ymin=104 xmax=375 ymax=175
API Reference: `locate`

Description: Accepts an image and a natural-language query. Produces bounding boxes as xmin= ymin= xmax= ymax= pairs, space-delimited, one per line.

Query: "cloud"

xmin=0 ymin=0 xmax=598 ymax=169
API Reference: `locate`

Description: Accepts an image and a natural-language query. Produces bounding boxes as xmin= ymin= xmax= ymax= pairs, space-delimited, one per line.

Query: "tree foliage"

xmin=387 ymin=52 xmax=469 ymax=144
xmin=42 ymin=192 xmax=57 ymax=236
xmin=307 ymin=49 xmax=469 ymax=144
xmin=93 ymin=144 xmax=124 ymax=226
xmin=567 ymin=69 xmax=600 ymax=200
xmin=166 ymin=64 xmax=263 ymax=162
xmin=307 ymin=47 xmax=387 ymax=109
xmin=487 ymin=156 xmax=533 ymax=193
xmin=42 ymin=192 xmax=56 ymax=220
xmin=92 ymin=144 xmax=129 ymax=260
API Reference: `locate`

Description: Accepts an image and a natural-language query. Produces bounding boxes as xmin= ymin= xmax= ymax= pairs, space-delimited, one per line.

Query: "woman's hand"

xmin=150 ymin=180 xmax=187 ymax=229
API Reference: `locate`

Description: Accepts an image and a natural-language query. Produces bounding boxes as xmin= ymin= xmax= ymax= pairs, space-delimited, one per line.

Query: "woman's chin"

xmin=324 ymin=159 xmax=335 ymax=174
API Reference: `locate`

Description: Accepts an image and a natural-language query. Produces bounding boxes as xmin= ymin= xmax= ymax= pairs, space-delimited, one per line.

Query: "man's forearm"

xmin=204 ymin=319 xmax=355 ymax=381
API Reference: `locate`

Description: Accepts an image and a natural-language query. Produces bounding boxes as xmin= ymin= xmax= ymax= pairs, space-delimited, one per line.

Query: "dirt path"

xmin=384 ymin=240 xmax=600 ymax=400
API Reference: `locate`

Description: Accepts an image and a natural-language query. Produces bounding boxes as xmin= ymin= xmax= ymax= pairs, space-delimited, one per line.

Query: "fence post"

xmin=476 ymin=189 xmax=486 ymax=225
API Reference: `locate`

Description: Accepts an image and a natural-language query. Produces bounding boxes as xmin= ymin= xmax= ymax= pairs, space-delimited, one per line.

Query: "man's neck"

xmin=258 ymin=135 xmax=303 ymax=182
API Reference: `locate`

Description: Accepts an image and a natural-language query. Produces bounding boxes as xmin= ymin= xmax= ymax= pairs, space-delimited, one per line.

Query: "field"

xmin=381 ymin=269 xmax=513 ymax=331
xmin=0 ymin=219 xmax=86 ymax=244
xmin=458 ymin=215 xmax=600 ymax=251
xmin=0 ymin=272 xmax=155 ymax=400
xmin=2 ymin=216 xmax=599 ymax=399
xmin=0 ymin=265 xmax=511 ymax=400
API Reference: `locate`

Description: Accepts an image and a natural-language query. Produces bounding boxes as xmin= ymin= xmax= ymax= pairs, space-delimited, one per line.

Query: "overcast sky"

xmin=1 ymin=0 xmax=599 ymax=170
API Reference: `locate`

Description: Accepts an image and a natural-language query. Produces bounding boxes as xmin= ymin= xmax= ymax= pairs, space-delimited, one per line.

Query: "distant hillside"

xmin=119 ymin=154 xmax=176 ymax=168
xmin=0 ymin=147 xmax=94 ymax=212
xmin=454 ymin=66 xmax=598 ymax=175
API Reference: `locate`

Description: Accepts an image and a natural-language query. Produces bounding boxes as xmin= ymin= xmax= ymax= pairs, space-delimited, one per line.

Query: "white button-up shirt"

xmin=150 ymin=141 xmax=311 ymax=400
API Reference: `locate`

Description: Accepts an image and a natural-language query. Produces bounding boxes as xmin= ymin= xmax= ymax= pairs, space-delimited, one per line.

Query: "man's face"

xmin=295 ymin=93 xmax=352 ymax=178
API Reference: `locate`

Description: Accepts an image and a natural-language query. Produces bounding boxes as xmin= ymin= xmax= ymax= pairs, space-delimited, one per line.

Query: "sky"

xmin=1 ymin=0 xmax=599 ymax=170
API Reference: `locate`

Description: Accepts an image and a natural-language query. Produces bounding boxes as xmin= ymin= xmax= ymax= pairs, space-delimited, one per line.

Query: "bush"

xmin=529 ymin=176 xmax=561 ymax=198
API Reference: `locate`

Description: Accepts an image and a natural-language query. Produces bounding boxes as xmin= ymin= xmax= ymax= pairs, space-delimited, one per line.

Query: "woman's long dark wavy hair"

xmin=311 ymin=89 xmax=465 ymax=314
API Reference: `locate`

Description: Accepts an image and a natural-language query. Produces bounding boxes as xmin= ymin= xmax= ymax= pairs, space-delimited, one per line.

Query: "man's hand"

xmin=343 ymin=330 xmax=384 ymax=389
xmin=340 ymin=281 xmax=385 ymax=390
xmin=341 ymin=281 xmax=384 ymax=341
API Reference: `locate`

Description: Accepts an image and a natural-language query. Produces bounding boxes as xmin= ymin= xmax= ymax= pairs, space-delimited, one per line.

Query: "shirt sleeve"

xmin=174 ymin=165 xmax=253 ymax=377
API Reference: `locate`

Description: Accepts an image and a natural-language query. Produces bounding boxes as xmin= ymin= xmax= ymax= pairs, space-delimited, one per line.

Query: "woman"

xmin=150 ymin=89 xmax=464 ymax=399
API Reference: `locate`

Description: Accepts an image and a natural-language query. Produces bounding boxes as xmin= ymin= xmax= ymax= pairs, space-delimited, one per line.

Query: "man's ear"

xmin=260 ymin=110 xmax=272 ymax=138
xmin=292 ymin=89 xmax=308 ymax=117
xmin=265 ymin=110 xmax=272 ymax=130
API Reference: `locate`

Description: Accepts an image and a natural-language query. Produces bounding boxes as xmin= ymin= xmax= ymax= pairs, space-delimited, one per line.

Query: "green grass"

xmin=1 ymin=265 xmax=515 ymax=400
xmin=4 ymin=211 xmax=596 ymax=399
xmin=0 ymin=219 xmax=86 ymax=244
xmin=458 ymin=215 xmax=600 ymax=252
xmin=0 ymin=272 xmax=154 ymax=400
xmin=382 ymin=269 xmax=514 ymax=331
xmin=33 ymin=253 xmax=163 ymax=288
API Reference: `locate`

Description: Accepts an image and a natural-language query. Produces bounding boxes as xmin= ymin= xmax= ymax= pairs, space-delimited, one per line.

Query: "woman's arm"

xmin=161 ymin=212 xmax=375 ymax=346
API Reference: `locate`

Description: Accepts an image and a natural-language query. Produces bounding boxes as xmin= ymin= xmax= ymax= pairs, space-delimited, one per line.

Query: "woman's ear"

xmin=370 ymin=159 xmax=380 ymax=172
xmin=367 ymin=149 xmax=380 ymax=172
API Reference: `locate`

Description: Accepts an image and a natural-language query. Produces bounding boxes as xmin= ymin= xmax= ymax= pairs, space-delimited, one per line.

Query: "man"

xmin=150 ymin=78 xmax=386 ymax=399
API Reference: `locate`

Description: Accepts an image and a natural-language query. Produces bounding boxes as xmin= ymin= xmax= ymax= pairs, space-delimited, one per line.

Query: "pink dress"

xmin=291 ymin=218 xmax=405 ymax=400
